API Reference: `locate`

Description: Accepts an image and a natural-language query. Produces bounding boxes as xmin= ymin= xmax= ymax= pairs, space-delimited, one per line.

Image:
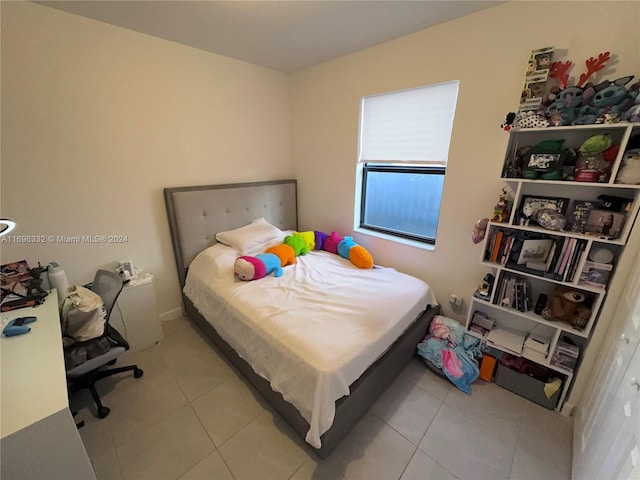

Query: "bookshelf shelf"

xmin=468 ymin=122 xmax=640 ymax=412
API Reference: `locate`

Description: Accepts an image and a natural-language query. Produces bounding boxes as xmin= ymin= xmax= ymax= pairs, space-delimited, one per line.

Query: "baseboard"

xmin=159 ymin=306 xmax=184 ymax=322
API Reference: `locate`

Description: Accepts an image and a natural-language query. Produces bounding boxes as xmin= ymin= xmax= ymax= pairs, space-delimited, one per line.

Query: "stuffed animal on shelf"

xmin=541 ymin=285 xmax=591 ymax=331
xmin=615 ymin=149 xmax=640 ymax=185
xmin=234 ymin=253 xmax=282 ymax=281
xmin=337 ymin=236 xmax=374 ymax=269
xmin=283 ymin=234 xmax=309 ymax=256
xmin=264 ymin=244 xmax=297 ymax=267
xmin=574 ymin=134 xmax=616 ymax=183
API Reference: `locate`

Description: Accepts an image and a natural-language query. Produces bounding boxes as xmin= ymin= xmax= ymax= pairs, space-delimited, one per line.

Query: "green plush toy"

xmin=283 ymin=234 xmax=309 ymax=256
xmin=580 ymin=134 xmax=613 ymax=155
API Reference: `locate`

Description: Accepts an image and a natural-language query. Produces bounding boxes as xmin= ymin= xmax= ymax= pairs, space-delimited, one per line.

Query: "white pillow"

xmin=215 ymin=218 xmax=285 ymax=255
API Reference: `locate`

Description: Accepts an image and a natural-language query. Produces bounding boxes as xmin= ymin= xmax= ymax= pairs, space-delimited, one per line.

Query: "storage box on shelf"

xmin=468 ymin=122 xmax=640 ymax=411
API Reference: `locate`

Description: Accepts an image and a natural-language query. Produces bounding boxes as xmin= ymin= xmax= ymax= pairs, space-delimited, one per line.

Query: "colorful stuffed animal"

xmin=337 ymin=236 xmax=374 ymax=269
xmin=296 ymin=231 xmax=316 ymax=251
xmin=337 ymin=236 xmax=357 ymax=259
xmin=283 ymin=234 xmax=309 ymax=256
xmin=264 ymin=244 xmax=296 ymax=267
xmin=314 ymin=231 xmax=329 ymax=250
xmin=234 ymin=253 xmax=282 ymax=281
xmin=348 ymin=245 xmax=374 ymax=269
xmin=323 ymin=231 xmax=343 ymax=254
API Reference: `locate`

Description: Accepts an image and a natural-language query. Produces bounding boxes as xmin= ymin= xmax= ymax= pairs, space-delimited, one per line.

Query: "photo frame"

xmin=516 ymin=238 xmax=554 ymax=265
xmin=1 ymin=260 xmax=32 ymax=299
xmin=584 ymin=209 xmax=626 ymax=239
xmin=566 ymin=200 xmax=600 ymax=233
xmin=518 ymin=195 xmax=569 ymax=226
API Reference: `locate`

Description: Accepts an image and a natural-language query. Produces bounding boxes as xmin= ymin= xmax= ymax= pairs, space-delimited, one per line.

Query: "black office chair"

xmin=66 ymin=270 xmax=143 ymax=418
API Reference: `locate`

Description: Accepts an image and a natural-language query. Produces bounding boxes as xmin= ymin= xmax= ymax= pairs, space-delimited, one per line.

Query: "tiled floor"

xmin=71 ymin=317 xmax=573 ymax=480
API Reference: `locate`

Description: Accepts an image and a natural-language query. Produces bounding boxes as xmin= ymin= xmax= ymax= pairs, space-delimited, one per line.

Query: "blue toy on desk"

xmin=3 ymin=316 xmax=37 ymax=337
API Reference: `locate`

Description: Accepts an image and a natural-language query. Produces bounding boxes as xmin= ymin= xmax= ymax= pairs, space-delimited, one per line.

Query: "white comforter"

xmin=184 ymin=244 xmax=437 ymax=448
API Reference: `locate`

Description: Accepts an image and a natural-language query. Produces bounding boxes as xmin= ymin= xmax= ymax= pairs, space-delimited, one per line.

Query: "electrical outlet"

xmin=449 ymin=294 xmax=462 ymax=306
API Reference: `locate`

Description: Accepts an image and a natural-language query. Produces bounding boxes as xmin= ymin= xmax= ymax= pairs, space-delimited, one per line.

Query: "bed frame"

xmin=164 ymin=179 xmax=439 ymax=457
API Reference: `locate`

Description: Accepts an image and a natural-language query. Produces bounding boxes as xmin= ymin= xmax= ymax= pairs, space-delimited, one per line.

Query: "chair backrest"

xmin=90 ymin=270 xmax=123 ymax=322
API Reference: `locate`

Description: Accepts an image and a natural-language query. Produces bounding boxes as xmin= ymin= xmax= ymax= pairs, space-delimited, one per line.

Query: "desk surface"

xmin=1 ymin=291 xmax=69 ymax=438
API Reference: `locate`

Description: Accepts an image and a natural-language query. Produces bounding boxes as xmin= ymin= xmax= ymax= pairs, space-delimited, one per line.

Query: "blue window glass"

xmin=361 ymin=165 xmax=445 ymax=244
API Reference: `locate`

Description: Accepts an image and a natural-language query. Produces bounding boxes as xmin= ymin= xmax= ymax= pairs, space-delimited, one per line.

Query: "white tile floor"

xmin=71 ymin=317 xmax=573 ymax=480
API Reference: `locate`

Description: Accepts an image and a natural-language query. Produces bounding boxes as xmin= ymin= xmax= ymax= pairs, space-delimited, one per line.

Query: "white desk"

xmin=1 ymin=291 xmax=96 ymax=479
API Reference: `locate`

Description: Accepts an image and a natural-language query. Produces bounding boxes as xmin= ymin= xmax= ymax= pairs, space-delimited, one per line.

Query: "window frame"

xmin=359 ymin=163 xmax=446 ymax=245
xmin=355 ymin=80 xmax=458 ymax=246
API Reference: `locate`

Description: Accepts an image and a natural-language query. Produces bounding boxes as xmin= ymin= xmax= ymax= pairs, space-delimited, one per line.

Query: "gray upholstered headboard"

xmin=164 ymin=179 xmax=298 ymax=287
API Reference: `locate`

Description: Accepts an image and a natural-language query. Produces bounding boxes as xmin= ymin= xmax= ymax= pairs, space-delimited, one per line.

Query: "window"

xmin=356 ymin=81 xmax=459 ymax=245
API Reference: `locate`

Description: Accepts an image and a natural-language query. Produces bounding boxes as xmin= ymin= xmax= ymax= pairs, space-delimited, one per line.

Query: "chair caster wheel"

xmin=134 ymin=368 xmax=144 ymax=378
xmin=97 ymin=406 xmax=110 ymax=418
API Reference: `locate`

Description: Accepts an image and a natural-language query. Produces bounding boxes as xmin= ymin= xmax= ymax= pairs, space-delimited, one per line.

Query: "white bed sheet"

xmin=183 ymin=243 xmax=437 ymax=448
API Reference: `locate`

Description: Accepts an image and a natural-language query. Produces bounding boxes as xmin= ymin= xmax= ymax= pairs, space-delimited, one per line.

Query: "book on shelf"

xmin=557 ymin=238 xmax=577 ymax=278
xmin=493 ymin=273 xmax=531 ymax=312
xmin=553 ymin=237 xmax=569 ymax=275
xmin=500 ymin=235 xmax=515 ymax=265
xmin=565 ymin=241 xmax=587 ymax=283
xmin=490 ymin=231 xmax=504 ymax=263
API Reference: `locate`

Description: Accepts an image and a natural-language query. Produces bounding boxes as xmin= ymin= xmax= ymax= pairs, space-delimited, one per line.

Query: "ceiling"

xmin=37 ymin=1 xmax=503 ymax=73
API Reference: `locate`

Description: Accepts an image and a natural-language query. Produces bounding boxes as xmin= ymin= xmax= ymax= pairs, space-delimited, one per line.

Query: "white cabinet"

xmin=467 ymin=123 xmax=640 ymax=411
xmin=109 ymin=273 xmax=164 ymax=351
xmin=573 ymin=249 xmax=640 ymax=479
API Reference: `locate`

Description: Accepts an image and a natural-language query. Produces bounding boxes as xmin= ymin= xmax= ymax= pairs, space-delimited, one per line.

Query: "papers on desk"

xmin=486 ymin=327 xmax=526 ymax=355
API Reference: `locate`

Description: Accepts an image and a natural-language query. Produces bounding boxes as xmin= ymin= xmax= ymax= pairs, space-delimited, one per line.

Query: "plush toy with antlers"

xmin=542 ymin=52 xmax=638 ymax=126
xmin=544 ymin=52 xmax=611 ymax=126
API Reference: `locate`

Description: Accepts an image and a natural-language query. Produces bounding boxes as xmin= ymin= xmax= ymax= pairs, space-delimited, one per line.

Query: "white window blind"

xmin=358 ymin=80 xmax=459 ymax=165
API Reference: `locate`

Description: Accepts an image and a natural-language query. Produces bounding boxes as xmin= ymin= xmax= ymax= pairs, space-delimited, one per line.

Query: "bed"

xmin=164 ymin=179 xmax=440 ymax=457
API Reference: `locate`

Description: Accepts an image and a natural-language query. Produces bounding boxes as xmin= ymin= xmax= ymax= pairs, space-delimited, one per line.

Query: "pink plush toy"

xmin=234 ymin=253 xmax=282 ymax=281
xmin=323 ymin=231 xmax=343 ymax=254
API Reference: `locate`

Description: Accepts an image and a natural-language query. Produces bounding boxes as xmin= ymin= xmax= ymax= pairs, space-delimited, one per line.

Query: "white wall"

xmin=1 ymin=2 xmax=292 ymax=317
xmin=290 ymin=0 xmax=639 ymax=322
xmin=289 ymin=0 xmax=639 ymax=406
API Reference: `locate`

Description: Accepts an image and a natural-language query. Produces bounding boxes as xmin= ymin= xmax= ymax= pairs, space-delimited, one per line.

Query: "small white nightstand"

xmin=109 ymin=273 xmax=164 ymax=351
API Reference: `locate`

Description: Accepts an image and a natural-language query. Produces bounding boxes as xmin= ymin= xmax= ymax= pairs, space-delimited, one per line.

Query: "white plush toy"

xmin=616 ymin=149 xmax=640 ymax=185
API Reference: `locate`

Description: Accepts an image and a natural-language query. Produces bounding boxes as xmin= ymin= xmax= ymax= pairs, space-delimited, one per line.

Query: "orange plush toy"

xmin=265 ymin=244 xmax=297 ymax=267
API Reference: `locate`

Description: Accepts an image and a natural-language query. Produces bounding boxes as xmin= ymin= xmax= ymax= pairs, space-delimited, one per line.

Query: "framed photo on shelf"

xmin=516 ymin=238 xmax=554 ymax=265
xmin=566 ymin=200 xmax=600 ymax=233
xmin=518 ymin=195 xmax=569 ymax=226
xmin=584 ymin=209 xmax=626 ymax=239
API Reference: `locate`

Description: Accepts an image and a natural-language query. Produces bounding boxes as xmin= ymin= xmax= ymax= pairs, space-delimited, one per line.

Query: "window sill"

xmin=354 ymin=226 xmax=436 ymax=252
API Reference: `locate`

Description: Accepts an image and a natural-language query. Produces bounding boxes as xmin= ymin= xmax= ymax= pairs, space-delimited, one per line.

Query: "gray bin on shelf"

xmin=494 ymin=363 xmax=560 ymax=409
